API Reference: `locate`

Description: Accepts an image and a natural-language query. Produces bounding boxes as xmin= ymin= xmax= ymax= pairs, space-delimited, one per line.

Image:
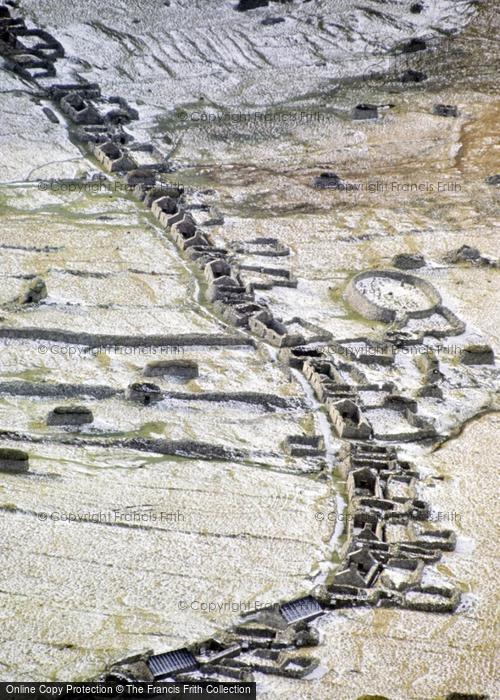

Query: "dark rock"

xmin=144 ymin=360 xmax=199 ymax=379
xmin=410 ymin=2 xmax=423 ymax=12
xmin=392 ymin=253 xmax=425 ymax=270
xmin=47 ymin=405 xmax=94 ymax=426
xmin=236 ymin=0 xmax=269 ymax=10
xmin=485 ymin=174 xmax=500 ymax=186
xmin=459 ymin=344 xmax=495 ymax=366
xmin=261 ymin=17 xmax=285 ymax=25
xmin=352 ymin=103 xmax=378 ymax=120
xmin=416 ymin=384 xmax=443 ymax=399
xmin=433 ymin=104 xmax=458 ymax=117
xmin=444 ymin=245 xmax=496 ymax=266
xmin=106 ymin=108 xmax=133 ymax=125
xmin=456 ymin=245 xmax=480 ymax=261
xmin=401 ymin=69 xmax=427 ymax=83
xmin=42 ymin=106 xmax=59 ymax=124
xmin=313 ymin=172 xmax=342 ymax=189
xmin=0 ymin=447 xmax=29 ymax=473
xmin=401 ymin=38 xmax=427 ymax=54
xmin=127 ymin=382 xmax=163 ymax=405
xmin=19 ymin=277 xmax=47 ymax=304
xmin=293 ymin=627 xmax=320 ymax=647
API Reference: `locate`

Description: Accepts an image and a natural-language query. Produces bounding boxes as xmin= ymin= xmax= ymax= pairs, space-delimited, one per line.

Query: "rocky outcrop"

xmin=19 ymin=277 xmax=47 ymax=304
xmin=392 ymin=253 xmax=425 ymax=270
xmin=444 ymin=245 xmax=497 ymax=267
xmin=313 ymin=172 xmax=343 ymax=189
xmin=236 ymin=0 xmax=269 ymax=11
xmin=485 ymin=174 xmax=500 ymax=186
xmin=401 ymin=69 xmax=427 ymax=83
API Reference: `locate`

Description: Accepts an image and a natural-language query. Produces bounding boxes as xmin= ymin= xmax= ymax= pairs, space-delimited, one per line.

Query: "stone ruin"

xmin=60 ymin=91 xmax=104 ymax=125
xmin=460 ymin=344 xmax=495 ymax=365
xmin=327 ymin=399 xmax=372 ymax=439
xmin=46 ymin=405 xmax=94 ymax=427
xmin=230 ymin=236 xmax=290 ymax=257
xmin=283 ymin=435 xmax=325 ymax=458
xmin=126 ymin=382 xmax=163 ymax=405
xmin=95 ymin=141 xmax=136 ymax=172
xmin=312 ymin=171 xmax=343 ymax=189
xmin=444 ymin=245 xmax=497 ymax=267
xmin=392 ymin=252 xmax=426 ymax=270
xmin=144 ymin=360 xmax=199 ymax=379
xmin=0 ymin=447 xmax=29 ymax=473
xmin=433 ymin=104 xmax=459 ymax=117
xmin=249 ymin=310 xmax=305 ymax=347
xmin=0 ymin=15 xmax=63 ymax=80
xmin=344 ymin=269 xmax=442 ymax=323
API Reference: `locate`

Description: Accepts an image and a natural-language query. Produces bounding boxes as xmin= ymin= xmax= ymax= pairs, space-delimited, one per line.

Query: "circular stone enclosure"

xmin=344 ymin=269 xmax=442 ymax=322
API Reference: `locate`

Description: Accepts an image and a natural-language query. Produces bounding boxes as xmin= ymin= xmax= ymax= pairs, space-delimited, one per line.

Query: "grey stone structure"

xmin=144 ymin=360 xmax=199 ymax=379
xmin=126 ymin=382 xmax=163 ymax=405
xmin=344 ymin=269 xmax=442 ymax=323
xmin=249 ymin=310 xmax=304 ymax=347
xmin=392 ymin=253 xmax=426 ymax=270
xmin=0 ymin=447 xmax=29 ymax=473
xmin=94 ymin=142 xmax=136 ymax=173
xmin=46 ymin=405 xmax=94 ymax=426
xmin=460 ymin=344 xmax=495 ymax=365
xmin=60 ymin=92 xmax=103 ymax=125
